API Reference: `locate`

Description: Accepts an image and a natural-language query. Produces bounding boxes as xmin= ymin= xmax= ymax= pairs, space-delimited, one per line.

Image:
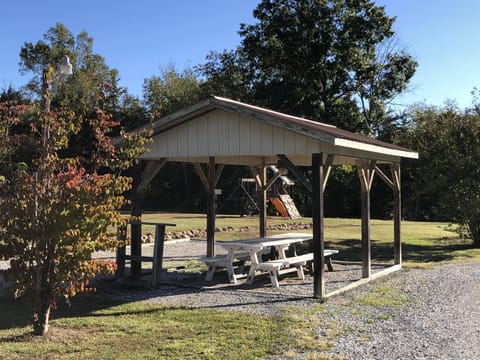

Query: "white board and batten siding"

xmin=143 ymin=109 xmax=332 ymax=162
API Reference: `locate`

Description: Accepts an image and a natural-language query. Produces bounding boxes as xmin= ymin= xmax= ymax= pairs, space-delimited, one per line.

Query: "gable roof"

xmin=136 ymin=95 xmax=418 ymax=166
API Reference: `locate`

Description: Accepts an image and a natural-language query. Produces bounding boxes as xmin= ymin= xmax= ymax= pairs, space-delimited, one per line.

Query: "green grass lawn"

xmin=1 ymin=214 xmax=479 ymax=359
xmin=0 ymin=295 xmax=304 ymax=360
xmin=135 ymin=212 xmax=480 ymax=265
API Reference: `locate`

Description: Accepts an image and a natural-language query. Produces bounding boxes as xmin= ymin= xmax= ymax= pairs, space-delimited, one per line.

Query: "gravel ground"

xmin=94 ymin=240 xmax=480 ymax=359
xmin=321 ymin=262 xmax=480 ymax=360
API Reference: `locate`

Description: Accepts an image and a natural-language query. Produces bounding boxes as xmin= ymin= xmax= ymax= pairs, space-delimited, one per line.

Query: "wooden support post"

xmin=249 ymin=164 xmax=268 ymax=238
xmin=194 ymin=159 xmax=224 ymax=257
xmin=391 ymin=163 xmax=402 ymax=265
xmin=312 ymin=153 xmax=325 ymax=299
xmin=360 ymin=184 xmax=371 ymax=278
xmin=115 ymin=225 xmax=127 ymax=280
xmin=207 ymin=157 xmax=216 ymax=257
xmin=375 ymin=163 xmax=403 ymax=266
xmin=152 ymin=224 xmax=166 ymax=286
xmin=130 ymin=162 xmax=145 ymax=280
xmin=259 ymin=165 xmax=267 ymax=238
xmin=357 ymin=160 xmax=375 ymax=279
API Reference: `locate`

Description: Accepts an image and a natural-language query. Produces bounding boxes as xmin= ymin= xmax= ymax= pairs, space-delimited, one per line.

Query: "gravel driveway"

xmin=101 ymin=240 xmax=480 ymax=359
xmin=320 ymin=261 xmax=480 ymax=360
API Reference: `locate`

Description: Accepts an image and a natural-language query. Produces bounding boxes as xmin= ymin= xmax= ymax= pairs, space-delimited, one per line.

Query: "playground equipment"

xmin=218 ymin=166 xmax=301 ymax=219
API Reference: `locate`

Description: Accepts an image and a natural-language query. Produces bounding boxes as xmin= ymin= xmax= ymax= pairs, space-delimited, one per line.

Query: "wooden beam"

xmin=115 ymin=225 xmax=127 ymax=280
xmin=374 ymin=165 xmax=394 ymax=190
xmin=312 ymin=153 xmax=325 ymax=299
xmin=206 ymin=157 xmax=216 ymax=257
xmin=215 ymin=164 xmax=225 ymax=187
xmin=249 ymin=166 xmax=262 ymax=188
xmin=195 ymin=159 xmax=224 ymax=257
xmin=259 ymin=164 xmax=267 ymax=237
xmin=391 ymin=163 xmax=402 ymax=265
xmin=193 ymin=163 xmax=209 ymax=191
xmin=357 ymin=160 xmax=376 ymax=279
xmin=152 ymin=224 xmax=166 ymax=286
xmin=130 ymin=162 xmax=144 ymax=280
xmin=265 ymin=171 xmax=281 ymax=191
xmin=138 ymin=158 xmax=167 ymax=193
xmin=249 ymin=164 xmax=269 ymax=238
xmin=277 ymin=154 xmax=312 ymax=193
xmin=325 ymin=264 xmax=401 ymax=298
xmin=323 ymin=154 xmax=335 ymax=191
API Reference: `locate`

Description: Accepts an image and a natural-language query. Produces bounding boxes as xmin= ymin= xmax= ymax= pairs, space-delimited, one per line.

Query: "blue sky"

xmin=1 ymin=1 xmax=479 ymax=110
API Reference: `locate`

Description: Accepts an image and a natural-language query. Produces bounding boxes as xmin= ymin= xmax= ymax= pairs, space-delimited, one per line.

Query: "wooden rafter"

xmin=277 ymin=154 xmax=335 ymax=192
xmin=249 ymin=166 xmax=263 ymax=189
xmin=138 ymin=158 xmax=168 ymax=193
xmin=277 ymin=154 xmax=312 ymax=192
xmin=374 ymin=165 xmax=394 ymax=190
xmin=193 ymin=162 xmax=224 ymax=191
xmin=357 ymin=159 xmax=377 ymax=192
xmin=323 ymin=154 xmax=335 ymax=191
xmin=193 ymin=163 xmax=209 ymax=191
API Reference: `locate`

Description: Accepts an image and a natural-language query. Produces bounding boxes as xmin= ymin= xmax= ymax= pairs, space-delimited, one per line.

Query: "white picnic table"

xmin=200 ymin=233 xmax=338 ymax=288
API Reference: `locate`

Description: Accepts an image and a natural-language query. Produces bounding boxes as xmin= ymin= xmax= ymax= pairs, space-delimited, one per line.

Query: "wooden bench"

xmin=254 ymin=249 xmax=339 ymax=288
xmin=199 ymin=252 xmax=250 ymax=282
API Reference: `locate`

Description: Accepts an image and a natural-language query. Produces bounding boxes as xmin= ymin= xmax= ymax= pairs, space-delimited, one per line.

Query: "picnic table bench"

xmin=198 ymin=233 xmax=339 ymax=288
xmin=255 ymin=249 xmax=338 ymax=288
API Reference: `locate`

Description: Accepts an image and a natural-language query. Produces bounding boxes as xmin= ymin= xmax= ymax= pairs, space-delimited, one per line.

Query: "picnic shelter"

xmin=124 ymin=95 xmax=419 ymax=299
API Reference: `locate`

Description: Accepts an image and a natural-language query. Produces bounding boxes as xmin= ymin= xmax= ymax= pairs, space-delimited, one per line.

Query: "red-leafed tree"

xmin=0 ymin=73 xmax=150 ymax=335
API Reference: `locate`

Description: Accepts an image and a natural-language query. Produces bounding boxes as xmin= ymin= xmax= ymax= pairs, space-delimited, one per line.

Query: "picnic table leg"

xmin=246 ymin=250 xmax=260 ymax=285
xmin=268 ymin=270 xmax=280 ymax=288
xmin=226 ymin=252 xmax=237 ymax=284
xmin=326 ymin=257 xmax=334 ymax=272
xmin=205 ymin=264 xmax=216 ymax=281
xmin=296 ymin=265 xmax=305 ymax=280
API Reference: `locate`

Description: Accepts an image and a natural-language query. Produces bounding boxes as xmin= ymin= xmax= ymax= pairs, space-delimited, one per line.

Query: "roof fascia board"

xmin=334 ymin=138 xmax=419 ymax=159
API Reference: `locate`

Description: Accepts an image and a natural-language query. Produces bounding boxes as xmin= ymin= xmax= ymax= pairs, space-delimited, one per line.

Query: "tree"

xmin=356 ymin=37 xmax=417 ymax=136
xmin=197 ymin=49 xmax=253 ymax=102
xmin=397 ymin=104 xmax=480 ymax=246
xmin=0 ymin=85 xmax=27 ymax=104
xmin=143 ymin=65 xmax=203 ymax=119
xmin=199 ymin=0 xmax=416 ymax=134
xmin=19 ymin=23 xmax=126 ymax=123
xmin=19 ymin=23 xmax=146 ymax=160
xmin=0 ymin=69 xmax=150 ymax=336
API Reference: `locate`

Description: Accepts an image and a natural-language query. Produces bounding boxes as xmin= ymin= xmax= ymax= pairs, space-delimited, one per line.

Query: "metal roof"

xmin=139 ymin=95 xmax=418 ymax=164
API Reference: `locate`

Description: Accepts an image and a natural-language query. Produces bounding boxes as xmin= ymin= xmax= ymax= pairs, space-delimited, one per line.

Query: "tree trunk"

xmin=467 ymin=220 xmax=480 ymax=247
xmin=33 ymin=288 xmax=52 ymax=336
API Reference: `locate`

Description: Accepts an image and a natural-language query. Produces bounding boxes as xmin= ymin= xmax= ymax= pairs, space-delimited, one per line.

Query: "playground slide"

xmin=270 ymin=197 xmax=290 ymax=218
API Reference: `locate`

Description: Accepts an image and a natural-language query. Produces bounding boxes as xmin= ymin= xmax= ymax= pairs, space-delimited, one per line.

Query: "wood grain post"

xmin=152 ymin=224 xmax=166 ymax=286
xmin=206 ymin=157 xmax=216 ymax=257
xmin=357 ymin=160 xmax=375 ymax=279
xmin=360 ymin=185 xmax=371 ymax=278
xmin=115 ymin=225 xmax=127 ymax=280
xmin=259 ymin=165 xmax=267 ymax=238
xmin=130 ymin=162 xmax=145 ymax=281
xmin=312 ymin=153 xmax=325 ymax=299
xmin=391 ymin=163 xmax=402 ymax=265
